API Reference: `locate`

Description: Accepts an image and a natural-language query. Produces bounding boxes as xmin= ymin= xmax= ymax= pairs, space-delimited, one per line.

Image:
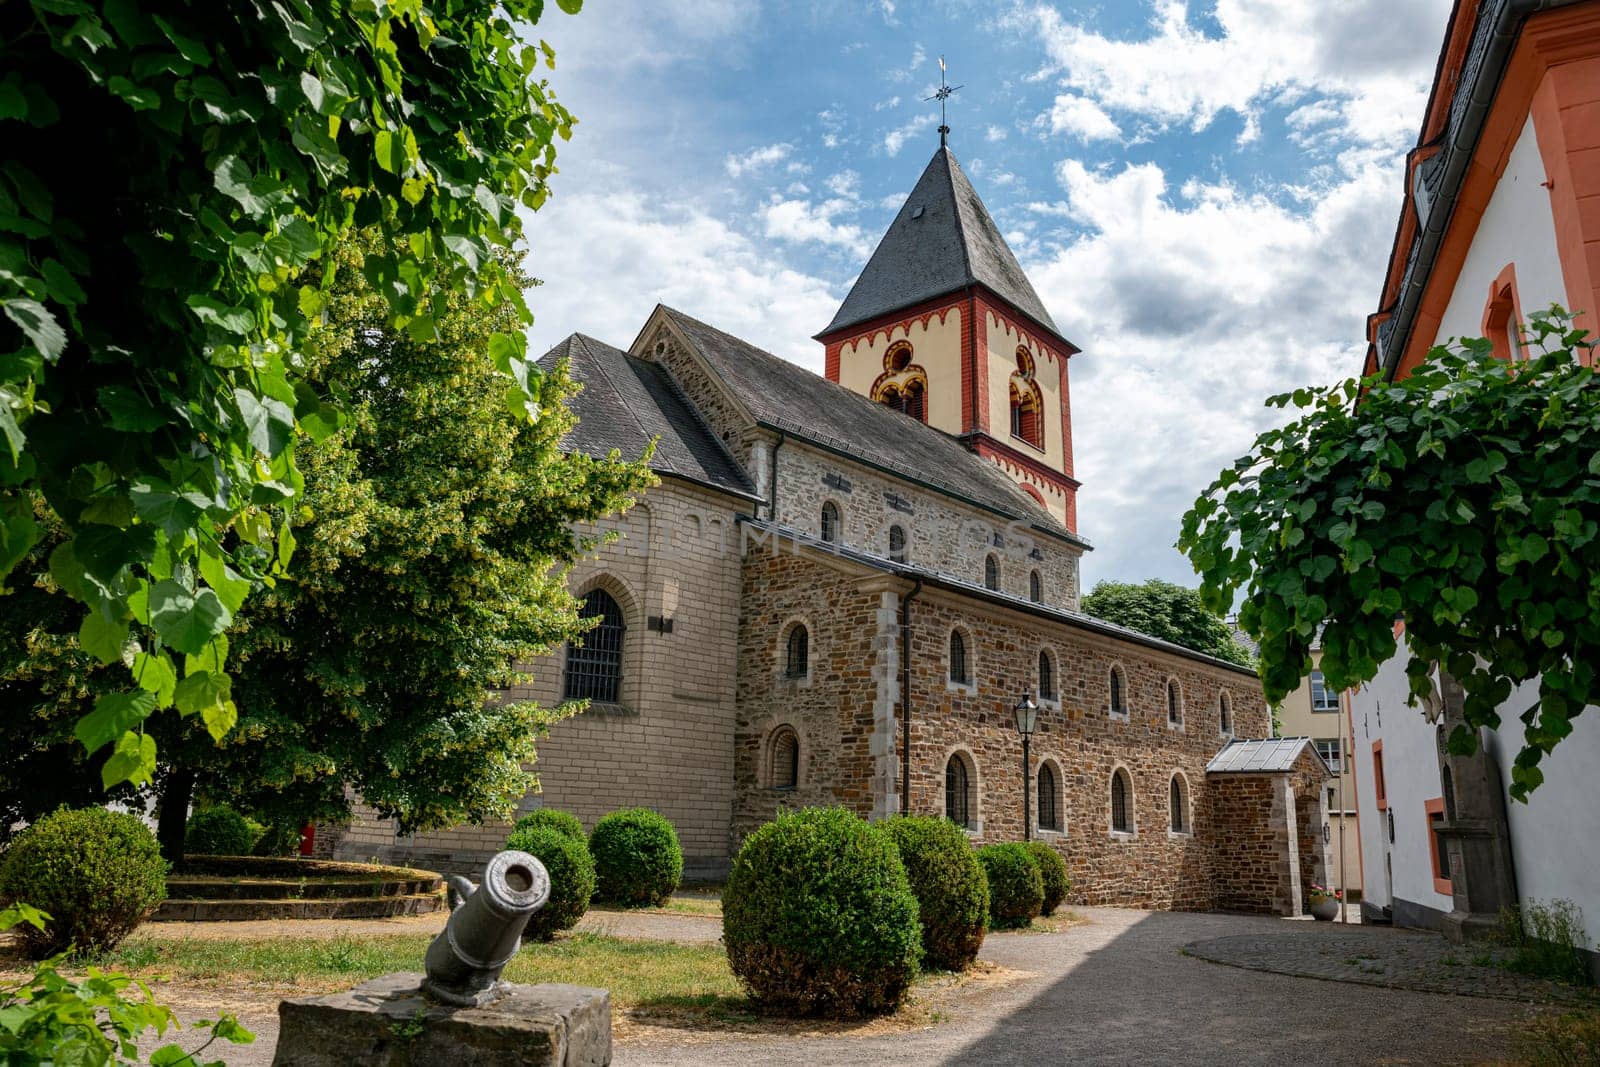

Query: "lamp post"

xmin=1013 ymin=693 xmax=1039 ymax=841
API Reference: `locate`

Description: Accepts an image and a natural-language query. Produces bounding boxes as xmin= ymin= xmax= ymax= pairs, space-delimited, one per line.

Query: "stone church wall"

xmin=771 ymin=439 xmax=1082 ymax=611
xmin=332 ymin=479 xmax=746 ymax=881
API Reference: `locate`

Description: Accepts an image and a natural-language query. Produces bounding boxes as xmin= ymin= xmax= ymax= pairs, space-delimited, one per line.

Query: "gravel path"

xmin=136 ymin=907 xmax=1554 ymax=1066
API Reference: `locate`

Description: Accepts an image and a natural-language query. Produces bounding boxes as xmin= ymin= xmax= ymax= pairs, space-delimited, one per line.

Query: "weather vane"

xmin=924 ymin=55 xmax=962 ymax=148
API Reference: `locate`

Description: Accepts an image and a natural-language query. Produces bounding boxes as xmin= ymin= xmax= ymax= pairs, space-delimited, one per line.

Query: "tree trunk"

xmin=157 ymin=766 xmax=195 ymax=868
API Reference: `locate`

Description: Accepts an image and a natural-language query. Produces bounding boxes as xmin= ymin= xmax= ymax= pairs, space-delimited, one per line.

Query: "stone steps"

xmin=154 ymin=855 xmax=447 ymax=922
xmin=165 ymin=876 xmax=442 ymax=900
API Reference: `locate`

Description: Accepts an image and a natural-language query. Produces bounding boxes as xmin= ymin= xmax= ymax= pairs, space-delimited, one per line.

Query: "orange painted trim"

xmin=1373 ymin=740 xmax=1388 ymax=811
xmin=1480 ymin=261 xmax=1528 ymax=360
xmin=1425 ymin=796 xmax=1453 ymax=896
xmin=1531 ymin=53 xmax=1600 ymax=359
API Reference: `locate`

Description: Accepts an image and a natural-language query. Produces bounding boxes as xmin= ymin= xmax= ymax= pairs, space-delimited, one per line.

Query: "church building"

xmin=332 ymin=137 xmax=1333 ymax=915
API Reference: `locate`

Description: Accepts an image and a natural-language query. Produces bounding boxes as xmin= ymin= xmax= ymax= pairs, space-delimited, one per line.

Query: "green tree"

xmin=1081 ymin=579 xmax=1253 ymax=667
xmin=0 ymin=239 xmax=653 ymax=862
xmin=0 ymin=0 xmax=582 ymax=790
xmin=1179 ymin=309 xmax=1598 ymax=799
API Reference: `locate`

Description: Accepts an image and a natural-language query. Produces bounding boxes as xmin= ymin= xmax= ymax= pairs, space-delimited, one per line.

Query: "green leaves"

xmin=174 ymin=669 xmax=236 ymax=740
xmin=149 ymin=580 xmax=231 ymax=655
xmin=74 ymin=690 xmax=159 ymax=755
xmin=1178 ymin=309 xmax=1600 ymax=801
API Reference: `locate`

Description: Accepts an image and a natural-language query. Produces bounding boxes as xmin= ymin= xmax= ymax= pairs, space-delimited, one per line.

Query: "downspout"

xmin=766 ymin=431 xmax=786 ymax=522
xmin=900 ymin=577 xmax=923 ymax=815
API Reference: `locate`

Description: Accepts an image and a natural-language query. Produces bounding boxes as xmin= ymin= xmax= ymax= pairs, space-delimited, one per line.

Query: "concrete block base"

xmin=272 ymin=972 xmax=611 ymax=1066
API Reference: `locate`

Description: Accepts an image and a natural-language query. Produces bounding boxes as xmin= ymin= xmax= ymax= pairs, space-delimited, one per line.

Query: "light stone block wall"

xmin=334 ymin=479 xmax=746 ymax=881
xmin=769 ymin=438 xmax=1082 ymax=612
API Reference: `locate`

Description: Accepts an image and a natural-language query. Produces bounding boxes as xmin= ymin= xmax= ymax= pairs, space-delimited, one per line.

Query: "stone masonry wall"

xmin=1207 ymin=776 xmax=1287 ymax=913
xmin=335 ymin=479 xmax=746 ymax=881
xmin=771 ymin=440 xmax=1082 ymax=612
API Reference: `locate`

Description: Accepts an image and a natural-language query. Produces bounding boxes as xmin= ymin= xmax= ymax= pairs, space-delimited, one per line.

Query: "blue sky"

xmin=519 ymin=0 xmax=1453 ymax=590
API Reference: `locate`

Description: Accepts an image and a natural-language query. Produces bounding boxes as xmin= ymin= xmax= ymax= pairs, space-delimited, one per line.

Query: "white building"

xmin=1351 ymin=0 xmax=1600 ymax=975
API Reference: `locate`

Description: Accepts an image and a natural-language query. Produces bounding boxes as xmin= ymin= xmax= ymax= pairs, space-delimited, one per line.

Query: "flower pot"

xmin=1309 ymin=897 xmax=1339 ymax=921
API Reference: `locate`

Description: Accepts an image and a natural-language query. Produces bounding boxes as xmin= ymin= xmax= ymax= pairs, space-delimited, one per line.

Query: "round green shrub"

xmin=975 ymin=843 xmax=1043 ymax=929
xmin=0 ymin=807 xmax=167 ymax=958
xmin=588 ymin=808 xmax=682 ymax=907
xmin=1025 ymin=842 xmax=1070 ymax=917
xmin=723 ymin=807 xmax=922 ymax=1017
xmin=505 ymin=826 xmax=596 ymax=941
xmin=184 ymin=805 xmax=258 ymax=857
xmin=882 ymin=815 xmax=988 ymax=971
xmin=511 ymin=808 xmax=585 ymax=843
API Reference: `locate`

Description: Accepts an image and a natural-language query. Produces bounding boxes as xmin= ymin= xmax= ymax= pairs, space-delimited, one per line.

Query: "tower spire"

xmin=925 ymin=55 xmax=962 ymax=148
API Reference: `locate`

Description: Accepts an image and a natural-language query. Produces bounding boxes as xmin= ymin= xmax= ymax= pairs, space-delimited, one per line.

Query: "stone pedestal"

xmin=272 ymin=973 xmax=611 ymax=1066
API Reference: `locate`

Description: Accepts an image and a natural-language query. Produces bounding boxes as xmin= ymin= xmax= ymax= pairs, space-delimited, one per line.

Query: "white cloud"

xmin=874 ymin=96 xmax=903 ymax=111
xmin=1046 ymin=94 xmax=1122 ymax=142
xmin=1027 ymin=153 xmax=1401 ymax=586
xmin=884 ymin=116 xmax=930 ymax=157
xmin=724 ymin=142 xmax=793 ymax=179
xmin=1017 ymin=0 xmax=1448 ymax=148
xmin=985 ymin=124 xmax=1009 ymax=143
xmin=521 ymin=186 xmax=840 ymax=372
xmin=759 ymin=196 xmax=868 ymax=256
xmin=825 ymin=170 xmax=861 ymax=198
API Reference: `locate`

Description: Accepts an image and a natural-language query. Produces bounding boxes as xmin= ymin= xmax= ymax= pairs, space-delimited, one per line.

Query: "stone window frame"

xmin=1037 ymin=645 xmax=1060 ymax=709
xmin=1029 ymin=569 xmax=1043 ymax=603
xmin=1035 ymin=755 xmax=1066 ymax=837
xmin=946 ymin=625 xmax=977 ymax=695
xmin=819 ymin=498 xmax=845 ymax=546
xmin=887 ymin=522 xmax=908 ymax=564
xmin=562 ymin=572 xmax=640 ymax=713
xmin=983 ymin=552 xmax=1000 ymax=591
xmin=762 ymin=721 xmax=806 ymax=791
xmin=942 ymin=745 xmax=983 ymax=835
xmin=1218 ymin=690 xmax=1234 ymax=739
xmin=1108 ymin=763 xmax=1136 ymax=839
xmin=1105 ymin=663 xmax=1130 ymax=722
xmin=1167 ymin=770 xmax=1194 ymax=838
xmin=777 ymin=615 xmax=814 ymax=688
xmin=1165 ymin=676 xmax=1185 ymax=732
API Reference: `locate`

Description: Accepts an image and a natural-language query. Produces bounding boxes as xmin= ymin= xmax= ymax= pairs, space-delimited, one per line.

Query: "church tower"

xmin=816 ymin=143 xmax=1080 ymax=531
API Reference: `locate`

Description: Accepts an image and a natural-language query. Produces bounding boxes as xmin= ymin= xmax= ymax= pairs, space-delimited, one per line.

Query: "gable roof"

xmin=818 ymin=145 xmax=1061 ymax=340
xmin=538 ymin=333 xmax=759 ymax=502
xmin=656 ymin=307 xmax=1086 ymax=547
xmin=1206 ymin=737 xmax=1334 ymax=776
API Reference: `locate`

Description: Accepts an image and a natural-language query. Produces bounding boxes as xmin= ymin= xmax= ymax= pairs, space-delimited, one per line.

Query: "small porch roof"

xmin=1206 ymin=736 xmax=1334 ymax=776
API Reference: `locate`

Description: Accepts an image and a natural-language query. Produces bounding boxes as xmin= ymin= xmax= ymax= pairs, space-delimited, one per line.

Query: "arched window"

xmin=885 ymin=340 xmax=913 ymax=372
xmin=1111 ymin=768 xmax=1132 ymax=833
xmin=888 ymin=524 xmax=907 ymax=563
xmin=984 ymin=554 xmax=999 ymax=591
xmin=820 ymin=501 xmax=840 ymax=544
xmin=949 ymin=630 xmax=970 ymax=685
xmin=946 ymin=754 xmax=972 ymax=829
xmin=784 ymin=624 xmax=809 ymax=679
xmin=1167 ymin=679 xmax=1182 ymax=726
xmin=1029 ymin=570 xmax=1043 ymax=603
xmin=1219 ymin=691 xmax=1232 ymax=736
xmin=1109 ymin=666 xmax=1126 ymax=717
xmin=769 ymin=727 xmax=799 ymax=789
xmin=563 ymin=588 xmax=626 ymax=702
xmin=1039 ymin=650 xmax=1055 ymax=701
xmin=903 ymin=379 xmax=926 ymax=421
xmin=1169 ymin=775 xmax=1187 ymax=833
xmin=1037 ymin=763 xmax=1060 ymax=832
xmin=1009 ymin=382 xmax=1043 ymax=449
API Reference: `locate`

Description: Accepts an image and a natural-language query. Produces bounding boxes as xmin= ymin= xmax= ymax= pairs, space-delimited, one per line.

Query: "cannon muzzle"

xmin=421 ymin=850 xmax=550 ymax=1006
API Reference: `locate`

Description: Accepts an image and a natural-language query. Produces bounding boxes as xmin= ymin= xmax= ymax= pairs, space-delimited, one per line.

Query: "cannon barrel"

xmin=421 ymin=850 xmax=550 ymax=1007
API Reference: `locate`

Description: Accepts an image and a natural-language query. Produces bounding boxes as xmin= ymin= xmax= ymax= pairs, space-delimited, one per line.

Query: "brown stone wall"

xmin=335 ymin=480 xmax=746 ymax=880
xmin=1207 ymin=775 xmax=1287 ymax=913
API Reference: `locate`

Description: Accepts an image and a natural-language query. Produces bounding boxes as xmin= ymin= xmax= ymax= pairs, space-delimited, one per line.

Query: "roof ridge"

xmin=939 ymin=148 xmax=977 ymax=289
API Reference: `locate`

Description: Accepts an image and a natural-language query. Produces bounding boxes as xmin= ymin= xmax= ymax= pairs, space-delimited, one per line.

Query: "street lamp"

xmin=1013 ymin=693 xmax=1039 ymax=841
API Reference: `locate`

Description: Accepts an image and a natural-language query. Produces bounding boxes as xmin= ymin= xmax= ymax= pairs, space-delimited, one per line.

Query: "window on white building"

xmin=1310 ymin=670 xmax=1338 ymax=712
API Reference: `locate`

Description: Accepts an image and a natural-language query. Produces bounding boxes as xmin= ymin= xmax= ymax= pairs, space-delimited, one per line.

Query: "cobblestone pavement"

xmin=1185 ymin=922 xmax=1599 ymax=1004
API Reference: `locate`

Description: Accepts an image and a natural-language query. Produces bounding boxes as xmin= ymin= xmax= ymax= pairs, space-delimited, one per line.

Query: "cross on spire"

xmin=924 ymin=55 xmax=963 ymax=148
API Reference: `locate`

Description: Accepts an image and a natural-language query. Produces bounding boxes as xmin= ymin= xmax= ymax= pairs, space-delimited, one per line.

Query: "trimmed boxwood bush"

xmin=723 ymin=807 xmax=922 ymax=1017
xmin=185 ymin=805 xmax=258 ymax=856
xmin=883 ymin=815 xmax=988 ymax=971
xmin=1026 ymin=842 xmax=1070 ymax=917
xmin=589 ymin=808 xmax=682 ymax=907
xmin=976 ymin=842 xmax=1043 ymax=929
xmin=0 ymin=807 xmax=167 ymax=958
xmin=505 ymin=826 xmax=596 ymax=941
xmin=512 ymin=808 xmax=585 ymax=843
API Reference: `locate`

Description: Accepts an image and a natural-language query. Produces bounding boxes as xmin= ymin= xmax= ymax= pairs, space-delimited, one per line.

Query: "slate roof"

xmin=660 ymin=308 xmax=1086 ymax=546
xmin=538 ymin=333 xmax=759 ymax=502
xmin=818 ymin=146 xmax=1061 ymax=339
xmin=1206 ymin=737 xmax=1333 ymax=776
